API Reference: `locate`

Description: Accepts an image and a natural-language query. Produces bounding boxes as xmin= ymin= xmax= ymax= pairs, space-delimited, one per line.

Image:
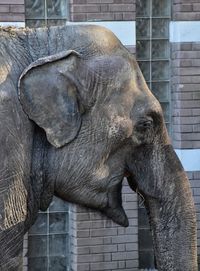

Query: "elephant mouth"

xmin=102 ymin=173 xmax=131 ymax=227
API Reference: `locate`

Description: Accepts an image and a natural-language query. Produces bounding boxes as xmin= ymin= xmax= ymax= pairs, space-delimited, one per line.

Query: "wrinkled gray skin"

xmin=0 ymin=25 xmax=197 ymax=270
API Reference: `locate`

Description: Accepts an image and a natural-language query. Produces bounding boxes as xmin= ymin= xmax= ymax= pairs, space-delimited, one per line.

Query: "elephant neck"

xmin=31 ymin=125 xmax=54 ymax=211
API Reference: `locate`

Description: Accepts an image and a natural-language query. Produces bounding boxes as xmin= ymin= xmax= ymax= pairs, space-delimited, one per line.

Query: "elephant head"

xmin=16 ymin=25 xmax=197 ymax=270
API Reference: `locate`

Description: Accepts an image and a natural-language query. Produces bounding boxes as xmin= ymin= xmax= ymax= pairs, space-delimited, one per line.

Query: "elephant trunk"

xmin=127 ymin=145 xmax=197 ymax=270
xmin=147 ymin=173 xmax=197 ymax=270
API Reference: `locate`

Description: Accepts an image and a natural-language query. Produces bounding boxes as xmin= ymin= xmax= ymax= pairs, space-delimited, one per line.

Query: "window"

xmin=136 ymin=0 xmax=171 ymax=132
xmin=136 ymin=0 xmax=171 ymax=269
xmin=28 ymin=197 xmax=70 ymax=271
xmin=25 ymin=0 xmax=69 ymax=28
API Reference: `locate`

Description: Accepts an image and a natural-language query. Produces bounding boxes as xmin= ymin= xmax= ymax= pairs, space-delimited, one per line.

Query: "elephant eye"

xmin=136 ymin=117 xmax=153 ymax=131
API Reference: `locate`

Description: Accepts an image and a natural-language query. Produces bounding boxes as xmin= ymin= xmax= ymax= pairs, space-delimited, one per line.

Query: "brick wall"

xmin=173 ymin=0 xmax=200 ymax=20
xmin=0 ymin=0 xmax=24 ymax=22
xmin=69 ymin=180 xmax=139 ymax=271
xmin=171 ymin=42 xmax=200 ymax=149
xmin=70 ymin=0 xmax=136 ymax=22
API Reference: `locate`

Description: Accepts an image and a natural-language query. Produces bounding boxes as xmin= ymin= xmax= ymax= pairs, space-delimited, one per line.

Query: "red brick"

xmin=173 ymin=51 xmax=200 ymax=59
xmin=70 ymin=13 xmax=87 ymax=21
xmin=114 ymin=0 xmax=135 ymax=3
xmin=173 ymin=124 xmax=193 ymax=132
xmin=109 ymin=3 xmax=135 ymax=12
xmin=174 ymin=3 xmax=193 ymax=12
xmin=123 ymin=12 xmax=135 ymax=20
xmin=174 ymin=12 xmax=200 ymax=20
xmin=10 ymin=4 xmax=24 ymax=13
xmin=100 ymin=4 xmax=109 ymax=12
xmin=0 ymin=4 xmax=10 ymax=13
xmin=87 ymin=0 xmax=114 ymax=3
xmin=193 ymin=3 xmax=200 ymax=11
xmin=0 ymin=13 xmax=24 ymax=21
xmin=72 ymin=4 xmax=100 ymax=13
xmin=0 ymin=0 xmax=24 ymax=4
xmin=114 ymin=12 xmax=123 ymax=20
xmin=72 ymin=0 xmax=87 ymax=3
xmin=87 ymin=12 xmax=114 ymax=20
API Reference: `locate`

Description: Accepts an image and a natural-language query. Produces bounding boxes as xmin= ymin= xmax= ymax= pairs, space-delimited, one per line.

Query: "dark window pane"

xmin=49 ymin=257 xmax=68 ymax=271
xmin=138 ymin=61 xmax=151 ymax=81
xmin=28 ymin=235 xmax=47 ymax=257
xmin=28 ymin=257 xmax=48 ymax=271
xmin=138 ymin=207 xmax=150 ymax=228
xmin=152 ymin=40 xmax=170 ymax=59
xmin=152 ymin=0 xmax=170 ymax=17
xmin=25 ymin=0 xmax=45 ymax=18
xmin=152 ymin=82 xmax=169 ymax=101
xmin=161 ymin=102 xmax=170 ymax=122
xmin=136 ymin=19 xmax=150 ymax=39
xmin=47 ymin=0 xmax=67 ymax=18
xmin=49 ymin=213 xmax=69 ymax=234
xmin=152 ymin=19 xmax=169 ymax=39
xmin=137 ymin=40 xmax=150 ymax=60
xmin=152 ymin=61 xmax=169 ymax=80
xmin=47 ymin=19 xmax=66 ymax=26
xmin=139 ymin=250 xmax=155 ymax=269
xmin=29 ymin=213 xmax=47 ymax=235
xmin=136 ymin=0 xmax=150 ymax=17
xmin=139 ymin=229 xmax=154 ymax=250
xmin=49 ymin=197 xmax=69 ymax=212
xmin=49 ymin=234 xmax=68 ymax=257
xmin=25 ymin=19 xmax=46 ymax=28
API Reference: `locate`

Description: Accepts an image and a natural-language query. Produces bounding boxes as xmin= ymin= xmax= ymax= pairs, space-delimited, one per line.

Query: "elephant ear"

xmin=18 ymin=50 xmax=82 ymax=148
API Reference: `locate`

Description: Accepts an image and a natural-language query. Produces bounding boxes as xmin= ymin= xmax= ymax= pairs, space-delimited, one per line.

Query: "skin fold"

xmin=0 ymin=25 xmax=197 ymax=270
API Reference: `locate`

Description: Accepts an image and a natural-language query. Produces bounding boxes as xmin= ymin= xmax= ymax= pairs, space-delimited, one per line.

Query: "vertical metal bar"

xmin=149 ymin=0 xmax=152 ymax=91
xmin=44 ymin=0 xmax=48 ymax=26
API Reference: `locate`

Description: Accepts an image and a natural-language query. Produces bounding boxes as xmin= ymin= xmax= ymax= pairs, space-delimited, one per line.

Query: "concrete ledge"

xmin=170 ymin=21 xmax=200 ymax=42
xmin=175 ymin=149 xmax=200 ymax=172
xmin=0 ymin=22 xmax=25 ymax=27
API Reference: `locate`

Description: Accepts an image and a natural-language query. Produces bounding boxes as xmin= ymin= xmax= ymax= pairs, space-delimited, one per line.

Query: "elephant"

xmin=0 ymin=24 xmax=197 ymax=270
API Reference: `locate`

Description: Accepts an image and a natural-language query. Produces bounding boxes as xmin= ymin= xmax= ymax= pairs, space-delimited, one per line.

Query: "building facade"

xmin=0 ymin=0 xmax=200 ymax=270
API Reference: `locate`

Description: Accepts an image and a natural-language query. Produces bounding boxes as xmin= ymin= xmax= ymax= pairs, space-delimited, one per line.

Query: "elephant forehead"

xmin=108 ymin=115 xmax=133 ymax=139
xmin=78 ymin=25 xmax=123 ymax=54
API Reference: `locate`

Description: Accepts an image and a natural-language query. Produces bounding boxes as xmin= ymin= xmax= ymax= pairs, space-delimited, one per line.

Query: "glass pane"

xmin=152 ymin=82 xmax=169 ymax=101
xmin=152 ymin=40 xmax=169 ymax=59
xmin=138 ymin=207 xmax=150 ymax=228
xmin=152 ymin=19 xmax=169 ymax=38
xmin=49 ymin=257 xmax=68 ymax=271
xmin=136 ymin=0 xmax=150 ymax=17
xmin=152 ymin=0 xmax=170 ymax=17
xmin=25 ymin=0 xmax=45 ymax=18
xmin=138 ymin=61 xmax=151 ymax=81
xmin=47 ymin=19 xmax=66 ymax=26
xmin=25 ymin=19 xmax=46 ymax=28
xmin=47 ymin=0 xmax=67 ymax=18
xmin=136 ymin=19 xmax=150 ymax=39
xmin=139 ymin=250 xmax=155 ymax=269
xmin=28 ymin=257 xmax=48 ymax=271
xmin=28 ymin=235 xmax=47 ymax=257
xmin=49 ymin=213 xmax=69 ymax=234
xmin=137 ymin=40 xmax=150 ymax=60
xmin=161 ymin=102 xmax=170 ymax=122
xmin=139 ymin=229 xmax=154 ymax=250
xmin=49 ymin=197 xmax=69 ymax=212
xmin=152 ymin=61 xmax=169 ymax=80
xmin=29 ymin=213 xmax=47 ymax=235
xmin=49 ymin=234 xmax=68 ymax=256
